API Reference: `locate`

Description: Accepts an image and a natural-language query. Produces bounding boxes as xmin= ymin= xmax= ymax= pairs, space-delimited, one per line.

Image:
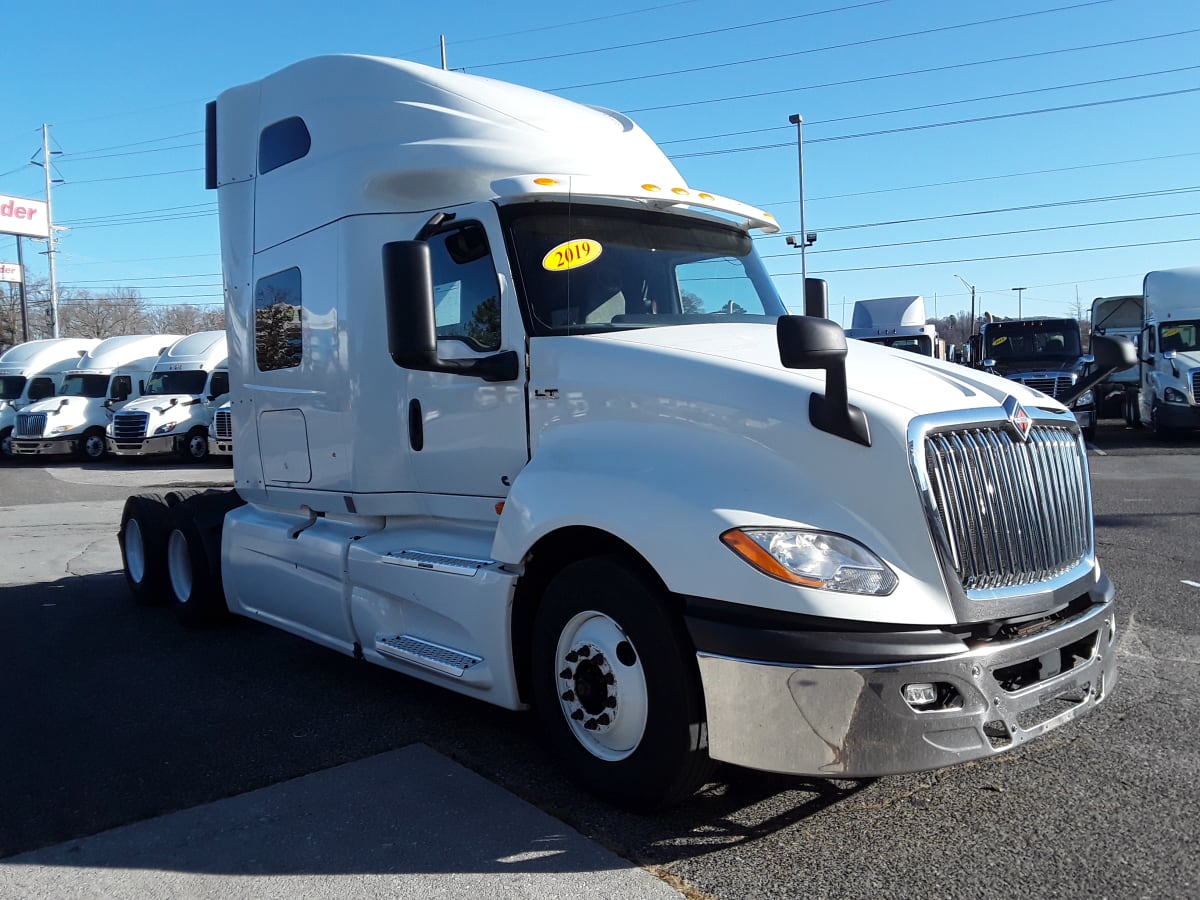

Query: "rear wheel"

xmin=531 ymin=555 xmax=715 ymax=810
xmin=119 ymin=493 xmax=170 ymax=605
xmin=165 ymin=498 xmax=228 ymax=626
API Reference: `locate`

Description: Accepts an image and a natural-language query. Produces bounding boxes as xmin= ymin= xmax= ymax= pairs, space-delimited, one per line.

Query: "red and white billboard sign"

xmin=0 ymin=194 xmax=49 ymax=239
xmin=0 ymin=262 xmax=23 ymax=283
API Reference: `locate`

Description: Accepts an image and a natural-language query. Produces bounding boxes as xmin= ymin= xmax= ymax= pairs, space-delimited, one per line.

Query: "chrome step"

xmin=381 ymin=549 xmax=489 ymax=576
xmin=376 ymin=634 xmax=482 ymax=677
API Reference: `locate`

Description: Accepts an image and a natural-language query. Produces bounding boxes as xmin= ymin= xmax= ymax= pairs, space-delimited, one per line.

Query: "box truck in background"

xmin=120 ymin=55 xmax=1132 ymax=810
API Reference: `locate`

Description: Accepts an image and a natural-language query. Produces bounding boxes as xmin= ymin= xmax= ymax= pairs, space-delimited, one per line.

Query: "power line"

xmin=668 ymin=86 xmax=1200 ymax=160
xmin=625 ymin=27 xmax=1200 ymax=114
xmin=61 ymin=167 xmax=204 ymax=186
xmin=59 ymin=142 xmax=203 ymax=163
xmin=468 ymin=0 xmax=889 ymax=70
xmin=548 ymin=0 xmax=1114 ymax=91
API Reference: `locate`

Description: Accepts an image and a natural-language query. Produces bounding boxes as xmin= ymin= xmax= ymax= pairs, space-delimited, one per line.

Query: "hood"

xmin=118 ymin=394 xmax=201 ymax=415
xmin=533 ymin=322 xmax=1060 ymax=428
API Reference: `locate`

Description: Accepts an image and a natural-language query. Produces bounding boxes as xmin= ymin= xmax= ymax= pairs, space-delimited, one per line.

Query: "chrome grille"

xmin=924 ymin=424 xmax=1090 ymax=592
xmin=111 ymin=411 xmax=149 ymax=440
xmin=1191 ymin=370 xmax=1199 ymax=401
xmin=16 ymin=412 xmax=46 ymax=438
xmin=214 ymin=408 xmax=232 ymax=440
xmin=1010 ymin=374 xmax=1071 ymax=399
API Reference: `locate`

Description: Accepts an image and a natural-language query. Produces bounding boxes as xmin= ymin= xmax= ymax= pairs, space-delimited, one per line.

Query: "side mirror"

xmin=382 ymin=240 xmax=518 ymax=383
xmin=1060 ymin=334 xmax=1137 ymax=405
xmin=777 ymin=315 xmax=870 ymax=446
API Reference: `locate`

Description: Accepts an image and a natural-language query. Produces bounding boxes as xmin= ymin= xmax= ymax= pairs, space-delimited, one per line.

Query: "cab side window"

xmin=111 ymin=376 xmax=132 ymax=402
xmin=428 ymin=224 xmax=501 ymax=352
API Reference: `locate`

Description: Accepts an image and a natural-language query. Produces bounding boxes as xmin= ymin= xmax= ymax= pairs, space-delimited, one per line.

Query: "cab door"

xmin=405 ymin=204 xmax=528 ymax=500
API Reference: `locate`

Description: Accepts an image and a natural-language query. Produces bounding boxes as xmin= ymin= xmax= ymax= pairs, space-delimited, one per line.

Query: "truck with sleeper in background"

xmin=1131 ymin=268 xmax=1200 ymax=435
xmin=107 ymin=331 xmax=229 ymax=462
xmin=1089 ymin=294 xmax=1143 ymax=421
xmin=12 ymin=334 xmax=181 ymax=461
xmin=0 ymin=338 xmax=100 ymax=459
xmin=120 ymin=55 xmax=1133 ymax=810
xmin=845 ymin=295 xmax=944 ymax=358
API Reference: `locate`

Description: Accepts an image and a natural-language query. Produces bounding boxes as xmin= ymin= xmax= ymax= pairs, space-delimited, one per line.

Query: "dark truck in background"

xmin=976 ymin=317 xmax=1099 ymax=441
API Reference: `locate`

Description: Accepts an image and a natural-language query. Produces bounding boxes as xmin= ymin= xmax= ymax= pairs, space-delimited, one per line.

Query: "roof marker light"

xmin=672 ymin=187 xmax=689 ymax=196
xmin=642 ymin=183 xmax=661 ymax=192
xmin=698 ymin=192 xmax=715 ymax=200
xmin=534 ymin=177 xmax=558 ymax=186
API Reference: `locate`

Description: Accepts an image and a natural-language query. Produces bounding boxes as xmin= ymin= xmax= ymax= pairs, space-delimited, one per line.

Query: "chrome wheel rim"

xmin=167 ymin=529 xmax=192 ymax=603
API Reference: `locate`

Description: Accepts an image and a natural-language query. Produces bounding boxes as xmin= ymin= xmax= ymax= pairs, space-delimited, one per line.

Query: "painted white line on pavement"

xmin=1182 ymin=580 xmax=1200 ymax=589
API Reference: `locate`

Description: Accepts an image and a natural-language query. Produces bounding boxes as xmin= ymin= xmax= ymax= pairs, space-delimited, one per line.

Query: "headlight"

xmin=1164 ymin=388 xmax=1187 ymax=404
xmin=49 ymin=424 xmax=73 ymax=435
xmin=154 ymin=421 xmax=180 ymax=435
xmin=721 ymin=528 xmax=898 ymax=595
xmin=1072 ymin=389 xmax=1094 ymax=407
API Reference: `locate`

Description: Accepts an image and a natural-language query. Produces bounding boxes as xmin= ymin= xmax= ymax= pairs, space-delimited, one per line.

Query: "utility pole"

xmin=36 ymin=124 xmax=61 ymax=338
xmin=1012 ymin=286 xmax=1026 ymax=317
xmin=954 ymin=274 xmax=976 ymax=336
xmin=440 ymin=34 xmax=448 ymax=70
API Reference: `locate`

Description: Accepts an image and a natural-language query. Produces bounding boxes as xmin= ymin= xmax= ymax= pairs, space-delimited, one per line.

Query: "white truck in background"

xmin=12 ymin=334 xmax=181 ymax=461
xmin=1089 ymin=294 xmax=1143 ymax=421
xmin=845 ymin=295 xmax=944 ymax=358
xmin=119 ymin=55 xmax=1133 ymax=810
xmin=1133 ymin=267 xmax=1200 ymax=434
xmin=108 ymin=331 xmax=229 ymax=462
xmin=0 ymin=338 xmax=100 ymax=459
xmin=208 ymin=401 xmax=233 ymax=458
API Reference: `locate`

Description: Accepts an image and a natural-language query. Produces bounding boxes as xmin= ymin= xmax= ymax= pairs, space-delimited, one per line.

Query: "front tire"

xmin=531 ymin=555 xmax=715 ymax=810
xmin=78 ymin=427 xmax=108 ymax=461
xmin=0 ymin=426 xmax=12 ymax=460
xmin=178 ymin=427 xmax=209 ymax=462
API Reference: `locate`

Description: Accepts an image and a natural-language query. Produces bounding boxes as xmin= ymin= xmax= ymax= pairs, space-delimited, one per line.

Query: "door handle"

xmin=408 ymin=398 xmax=424 ymax=451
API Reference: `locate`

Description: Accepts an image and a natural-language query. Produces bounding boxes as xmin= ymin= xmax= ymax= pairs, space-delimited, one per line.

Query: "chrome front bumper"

xmin=696 ymin=592 xmax=1117 ymax=778
xmin=10 ymin=436 xmax=76 ymax=456
xmin=208 ymin=439 xmax=232 ymax=456
xmin=108 ymin=434 xmax=177 ymax=456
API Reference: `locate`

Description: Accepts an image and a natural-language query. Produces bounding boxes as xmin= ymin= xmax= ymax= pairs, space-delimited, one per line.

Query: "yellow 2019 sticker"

xmin=991 ymin=336 xmax=1008 ymax=346
xmin=542 ymin=239 xmax=603 ymax=271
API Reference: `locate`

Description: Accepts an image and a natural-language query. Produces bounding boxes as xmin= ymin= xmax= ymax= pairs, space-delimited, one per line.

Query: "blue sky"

xmin=1 ymin=0 xmax=1197 ymax=326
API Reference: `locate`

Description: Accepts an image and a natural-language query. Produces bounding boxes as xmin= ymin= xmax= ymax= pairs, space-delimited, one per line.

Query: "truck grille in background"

xmin=214 ymin=408 xmax=232 ymax=440
xmin=1010 ymin=375 xmax=1072 ymax=399
xmin=924 ymin=425 xmax=1090 ymax=591
xmin=15 ymin=412 xmax=46 ymax=438
xmin=111 ymin=411 xmax=149 ymax=440
xmin=1192 ymin=370 xmax=1199 ymax=401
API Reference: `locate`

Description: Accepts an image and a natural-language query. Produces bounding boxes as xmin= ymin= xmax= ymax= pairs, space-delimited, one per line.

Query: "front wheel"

xmin=78 ymin=427 xmax=108 ymax=461
xmin=531 ymin=555 xmax=715 ymax=810
xmin=178 ymin=427 xmax=209 ymax=462
xmin=0 ymin=426 xmax=12 ymax=459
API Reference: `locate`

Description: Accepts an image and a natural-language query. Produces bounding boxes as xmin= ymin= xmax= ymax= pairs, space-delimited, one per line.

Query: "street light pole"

xmin=788 ymin=113 xmax=808 ymax=284
xmin=1012 ymin=286 xmax=1026 ymax=317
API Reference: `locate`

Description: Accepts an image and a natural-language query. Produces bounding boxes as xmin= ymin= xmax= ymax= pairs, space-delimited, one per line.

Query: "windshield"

xmin=984 ymin=322 xmax=1081 ymax=359
xmin=866 ymin=335 xmax=933 ymax=355
xmin=145 ymin=370 xmax=208 ymax=396
xmin=0 ymin=376 xmax=26 ymax=400
xmin=1160 ymin=321 xmax=1199 ymax=352
xmin=502 ymin=203 xmax=786 ymax=335
xmin=60 ymin=373 xmax=110 ymax=398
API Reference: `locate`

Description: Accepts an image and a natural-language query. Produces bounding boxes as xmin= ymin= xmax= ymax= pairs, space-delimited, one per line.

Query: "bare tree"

xmin=58 ymin=290 xmax=151 ymax=337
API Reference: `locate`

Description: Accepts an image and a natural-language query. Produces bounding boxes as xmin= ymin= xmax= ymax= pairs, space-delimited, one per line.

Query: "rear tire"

xmin=119 ymin=493 xmax=170 ymax=605
xmin=531 ymin=555 xmax=716 ymax=810
xmin=165 ymin=497 xmax=228 ymax=627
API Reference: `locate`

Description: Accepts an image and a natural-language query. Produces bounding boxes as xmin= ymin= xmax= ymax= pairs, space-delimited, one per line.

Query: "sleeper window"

xmin=255 ymin=267 xmax=303 ymax=371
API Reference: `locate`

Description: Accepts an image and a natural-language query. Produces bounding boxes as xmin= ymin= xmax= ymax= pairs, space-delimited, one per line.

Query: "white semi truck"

xmin=845 ymin=295 xmax=943 ymax=358
xmin=108 ymin=331 xmax=229 ymax=461
xmin=12 ymin=334 xmax=181 ymax=460
xmin=1089 ymin=295 xmax=1143 ymax=421
xmin=119 ymin=55 xmax=1133 ymax=810
xmin=207 ymin=401 xmax=233 ymax=458
xmin=1131 ymin=268 xmax=1200 ymax=435
xmin=0 ymin=338 xmax=100 ymax=458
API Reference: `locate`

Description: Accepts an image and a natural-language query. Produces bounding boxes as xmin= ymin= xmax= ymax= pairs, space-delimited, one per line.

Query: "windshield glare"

xmin=146 ymin=370 xmax=208 ymax=395
xmin=1160 ymin=321 xmax=1199 ymax=352
xmin=985 ymin=323 xmax=1081 ymax=358
xmin=503 ymin=203 xmax=786 ymax=335
xmin=0 ymin=376 xmax=27 ymax=400
xmin=60 ymin=373 xmax=110 ymax=398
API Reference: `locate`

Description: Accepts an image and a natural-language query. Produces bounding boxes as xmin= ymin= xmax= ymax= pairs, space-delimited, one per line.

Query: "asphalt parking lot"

xmin=1 ymin=423 xmax=1199 ymax=899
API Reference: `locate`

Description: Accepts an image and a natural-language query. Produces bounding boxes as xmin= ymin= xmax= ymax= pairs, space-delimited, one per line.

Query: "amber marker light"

xmin=495 ymin=501 xmax=505 ymax=516
xmin=672 ymin=187 xmax=689 ymax=196
xmin=641 ymin=183 xmax=662 ymax=192
xmin=698 ymin=192 xmax=715 ymax=200
xmin=533 ymin=177 xmax=558 ymax=186
xmin=720 ymin=528 xmax=824 ymax=587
